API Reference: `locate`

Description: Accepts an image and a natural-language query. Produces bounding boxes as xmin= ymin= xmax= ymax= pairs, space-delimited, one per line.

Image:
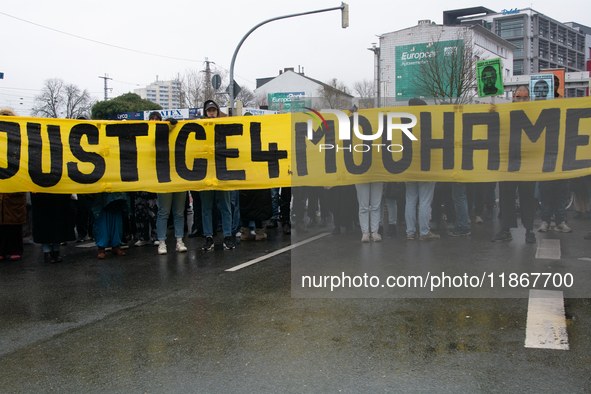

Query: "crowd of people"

xmin=1 ymin=91 xmax=590 ymax=263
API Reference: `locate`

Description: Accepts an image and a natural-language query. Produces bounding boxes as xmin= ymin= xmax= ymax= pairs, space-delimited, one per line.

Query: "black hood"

xmin=203 ymin=100 xmax=220 ymax=118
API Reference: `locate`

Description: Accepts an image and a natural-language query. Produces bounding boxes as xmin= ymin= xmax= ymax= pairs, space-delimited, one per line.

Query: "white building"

xmin=134 ymin=78 xmax=181 ymax=110
xmin=374 ymin=21 xmax=517 ymax=105
xmin=255 ymin=68 xmax=353 ymax=112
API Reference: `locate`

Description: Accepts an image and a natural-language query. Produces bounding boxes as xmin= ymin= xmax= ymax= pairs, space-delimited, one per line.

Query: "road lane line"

xmin=225 ymin=232 xmax=331 ymax=272
xmin=525 ymin=289 xmax=569 ymax=350
xmin=535 ymin=239 xmax=561 ymax=260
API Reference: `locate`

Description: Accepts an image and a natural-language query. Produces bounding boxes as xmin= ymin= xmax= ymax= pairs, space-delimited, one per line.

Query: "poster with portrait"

xmin=529 ymin=74 xmax=554 ymax=100
xmin=476 ymin=58 xmax=504 ymax=98
xmin=542 ymin=68 xmax=565 ymax=98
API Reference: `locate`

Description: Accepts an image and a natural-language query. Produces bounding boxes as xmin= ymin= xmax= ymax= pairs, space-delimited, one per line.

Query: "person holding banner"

xmin=150 ymin=111 xmax=188 ymax=255
xmin=493 ymin=86 xmax=537 ymax=244
xmin=0 ymin=109 xmax=26 ymax=262
xmin=200 ymin=101 xmax=236 ymax=251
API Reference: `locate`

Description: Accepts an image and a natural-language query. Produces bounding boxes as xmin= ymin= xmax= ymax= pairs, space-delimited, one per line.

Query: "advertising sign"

xmin=394 ymin=40 xmax=460 ymax=101
xmin=529 ymin=74 xmax=554 ymax=101
xmin=268 ymin=92 xmax=309 ymax=112
xmin=143 ymin=109 xmax=189 ymax=120
xmin=476 ymin=58 xmax=504 ymax=98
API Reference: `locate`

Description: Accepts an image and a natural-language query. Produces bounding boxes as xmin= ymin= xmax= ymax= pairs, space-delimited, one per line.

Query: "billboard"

xmin=529 ymin=74 xmax=554 ymax=101
xmin=268 ymin=92 xmax=309 ymax=112
xmin=476 ymin=58 xmax=504 ymax=98
xmin=394 ymin=40 xmax=461 ymax=101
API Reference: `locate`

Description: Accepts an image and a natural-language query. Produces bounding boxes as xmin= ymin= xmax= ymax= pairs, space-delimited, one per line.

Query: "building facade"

xmin=134 ymin=79 xmax=181 ymax=110
xmin=445 ymin=7 xmax=589 ymax=97
xmin=375 ymin=21 xmax=516 ymax=106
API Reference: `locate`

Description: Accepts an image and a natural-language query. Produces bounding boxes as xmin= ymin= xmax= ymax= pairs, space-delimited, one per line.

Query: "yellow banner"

xmin=1 ymin=97 xmax=590 ymax=193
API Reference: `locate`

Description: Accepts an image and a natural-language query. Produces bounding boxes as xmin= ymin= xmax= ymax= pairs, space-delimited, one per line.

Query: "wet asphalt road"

xmin=1 ymin=212 xmax=591 ymax=393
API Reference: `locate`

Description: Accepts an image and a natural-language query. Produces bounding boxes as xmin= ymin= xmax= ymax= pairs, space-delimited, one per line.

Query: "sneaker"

xmin=235 ymin=231 xmax=242 ymax=238
xmin=419 ymin=231 xmax=441 ymax=241
xmin=525 ymin=230 xmax=536 ymax=244
xmin=266 ymin=219 xmax=278 ymax=229
xmin=474 ymin=216 xmax=483 ymax=224
xmin=361 ymin=233 xmax=370 ymax=243
xmin=538 ymin=221 xmax=550 ymax=232
xmin=554 ymin=222 xmax=572 ymax=233
xmin=134 ymin=240 xmax=150 ymax=247
xmin=371 ymin=232 xmax=382 ymax=242
xmin=202 ymin=236 xmax=214 ymax=251
xmin=223 ymin=237 xmax=236 ymax=250
xmin=447 ymin=228 xmax=471 ymax=237
xmin=240 ymin=227 xmax=255 ymax=241
xmin=153 ymin=240 xmax=161 ymax=246
xmin=255 ymin=228 xmax=267 ymax=241
xmin=175 ymin=238 xmax=187 ymax=252
xmin=158 ymin=243 xmax=167 ymax=255
xmin=407 ymin=233 xmax=417 ymax=240
xmin=492 ymin=229 xmax=512 ymax=242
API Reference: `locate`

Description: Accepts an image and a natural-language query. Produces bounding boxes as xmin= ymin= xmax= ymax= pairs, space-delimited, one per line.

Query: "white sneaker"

xmin=475 ymin=216 xmax=483 ymax=224
xmin=555 ymin=222 xmax=572 ymax=233
xmin=371 ymin=232 xmax=382 ymax=242
xmin=538 ymin=221 xmax=550 ymax=232
xmin=158 ymin=243 xmax=167 ymax=255
xmin=134 ymin=240 xmax=149 ymax=247
xmin=361 ymin=233 xmax=370 ymax=243
xmin=176 ymin=238 xmax=187 ymax=252
xmin=153 ymin=240 xmax=161 ymax=246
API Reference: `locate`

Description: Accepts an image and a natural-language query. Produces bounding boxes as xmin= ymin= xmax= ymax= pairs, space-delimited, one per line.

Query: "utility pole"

xmin=202 ymin=57 xmax=215 ymax=102
xmin=98 ymin=74 xmax=113 ymax=101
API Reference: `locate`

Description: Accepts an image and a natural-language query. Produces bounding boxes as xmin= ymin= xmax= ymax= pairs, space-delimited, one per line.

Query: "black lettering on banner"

xmin=563 ymin=108 xmax=591 ymax=171
xmin=27 ymin=123 xmax=63 ymax=187
xmin=0 ymin=121 xmax=21 ymax=180
xmin=419 ymin=112 xmax=454 ymax=171
xmin=250 ymin=122 xmax=288 ymax=179
xmin=105 ymin=123 xmax=149 ymax=182
xmin=294 ymin=121 xmax=336 ymax=177
xmin=174 ymin=123 xmax=207 ymax=181
xmin=215 ymin=123 xmax=245 ymax=181
xmin=343 ymin=115 xmax=372 ymax=175
xmin=462 ymin=113 xmax=500 ymax=171
xmin=155 ymin=123 xmax=172 ymax=183
xmin=382 ymin=114 xmax=412 ymax=174
xmin=509 ymin=109 xmax=560 ymax=172
xmin=67 ymin=124 xmax=105 ymax=184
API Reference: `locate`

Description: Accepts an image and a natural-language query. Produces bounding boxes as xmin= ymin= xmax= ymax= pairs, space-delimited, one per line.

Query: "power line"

xmin=0 ymin=11 xmax=202 ymax=63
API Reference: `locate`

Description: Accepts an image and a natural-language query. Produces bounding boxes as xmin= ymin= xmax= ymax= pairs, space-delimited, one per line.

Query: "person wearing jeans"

xmin=200 ymin=190 xmax=235 ymax=250
xmin=448 ymin=183 xmax=471 ymax=236
xmin=156 ymin=191 xmax=187 ymax=254
xmin=355 ymin=182 xmax=383 ymax=242
xmin=405 ymin=181 xmax=439 ymax=241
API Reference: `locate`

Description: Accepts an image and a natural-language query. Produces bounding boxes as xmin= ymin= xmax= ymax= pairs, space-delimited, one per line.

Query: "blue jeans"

xmin=355 ymin=182 xmax=383 ymax=234
xmin=270 ymin=188 xmax=280 ymax=220
xmin=201 ymin=190 xmax=232 ymax=237
xmin=157 ymin=192 xmax=186 ymax=241
xmin=452 ymin=183 xmax=470 ymax=230
xmin=405 ymin=181 xmax=435 ymax=236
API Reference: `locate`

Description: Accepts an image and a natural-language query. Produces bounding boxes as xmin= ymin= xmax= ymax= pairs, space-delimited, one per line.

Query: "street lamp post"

xmin=368 ymin=44 xmax=381 ymax=108
xmin=228 ymin=2 xmax=349 ymax=115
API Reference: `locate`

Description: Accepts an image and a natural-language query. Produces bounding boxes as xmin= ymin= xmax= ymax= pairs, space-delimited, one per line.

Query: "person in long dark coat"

xmin=239 ymin=189 xmax=273 ymax=241
xmin=31 ymin=193 xmax=76 ymax=263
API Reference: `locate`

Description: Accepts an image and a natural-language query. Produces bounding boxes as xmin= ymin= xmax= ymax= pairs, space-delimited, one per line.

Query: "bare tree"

xmin=32 ymin=78 xmax=94 ymax=119
xmin=236 ymin=86 xmax=256 ymax=107
xmin=353 ymin=79 xmax=376 ymax=109
xmin=316 ymin=78 xmax=353 ymax=109
xmin=412 ymin=30 xmax=480 ymax=104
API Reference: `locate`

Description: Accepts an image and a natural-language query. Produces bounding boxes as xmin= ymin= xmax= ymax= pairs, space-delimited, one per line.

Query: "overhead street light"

xmin=228 ymin=3 xmax=349 ymax=116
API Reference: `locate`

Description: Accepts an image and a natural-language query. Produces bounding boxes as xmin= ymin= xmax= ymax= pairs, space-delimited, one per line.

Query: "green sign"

xmin=394 ymin=40 xmax=460 ymax=101
xmin=268 ymin=92 xmax=309 ymax=112
xmin=476 ymin=58 xmax=504 ymax=98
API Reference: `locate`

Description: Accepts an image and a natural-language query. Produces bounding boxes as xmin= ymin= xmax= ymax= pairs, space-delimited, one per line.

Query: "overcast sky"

xmin=1 ymin=0 xmax=589 ymax=116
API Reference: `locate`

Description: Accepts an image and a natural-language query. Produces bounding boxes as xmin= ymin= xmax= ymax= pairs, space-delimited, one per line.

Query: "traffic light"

xmin=341 ymin=3 xmax=349 ymax=28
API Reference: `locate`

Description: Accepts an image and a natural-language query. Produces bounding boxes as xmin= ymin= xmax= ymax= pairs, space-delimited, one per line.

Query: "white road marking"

xmin=535 ymin=239 xmax=561 ymax=259
xmin=578 ymin=257 xmax=591 ymax=262
xmin=226 ymin=232 xmax=331 ymax=272
xmin=525 ymin=289 xmax=569 ymax=350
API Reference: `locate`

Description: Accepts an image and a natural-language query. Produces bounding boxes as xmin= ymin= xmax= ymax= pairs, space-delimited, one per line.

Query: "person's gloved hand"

xmin=164 ymin=117 xmax=178 ymax=125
